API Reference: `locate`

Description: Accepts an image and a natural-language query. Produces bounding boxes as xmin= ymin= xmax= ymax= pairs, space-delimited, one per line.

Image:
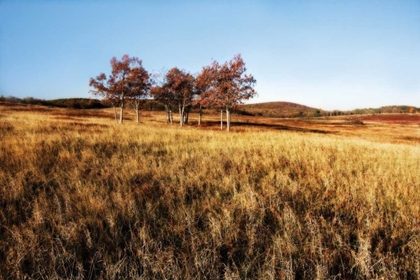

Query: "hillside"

xmin=1 ymin=95 xmax=418 ymax=118
xmin=239 ymin=102 xmax=420 ymax=118
xmin=239 ymin=101 xmax=319 ymax=118
xmin=0 ymin=96 xmax=106 ymax=109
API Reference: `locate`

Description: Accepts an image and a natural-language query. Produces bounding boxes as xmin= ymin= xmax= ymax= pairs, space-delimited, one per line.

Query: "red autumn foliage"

xmin=197 ymin=54 xmax=257 ymax=131
xmin=89 ymin=55 xmax=151 ymax=123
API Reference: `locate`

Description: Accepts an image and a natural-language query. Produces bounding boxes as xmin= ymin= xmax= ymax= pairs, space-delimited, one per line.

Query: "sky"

xmin=0 ymin=0 xmax=419 ymax=111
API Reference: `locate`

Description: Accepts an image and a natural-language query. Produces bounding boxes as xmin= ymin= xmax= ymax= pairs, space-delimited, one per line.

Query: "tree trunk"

xmin=119 ymin=94 xmax=124 ymax=124
xmin=220 ymin=109 xmax=223 ymax=130
xmin=170 ymin=110 xmax=173 ymax=124
xmin=165 ymin=105 xmax=171 ymax=123
xmin=184 ymin=110 xmax=189 ymax=124
xmin=136 ymin=105 xmax=140 ymax=123
xmin=198 ymin=106 xmax=202 ymax=125
xmin=179 ymin=104 xmax=184 ymax=127
xmin=226 ymin=108 xmax=230 ymax=132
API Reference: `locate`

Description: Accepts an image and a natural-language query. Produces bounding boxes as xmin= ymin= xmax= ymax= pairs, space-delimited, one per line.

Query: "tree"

xmin=89 ymin=55 xmax=146 ymax=124
xmin=199 ymin=54 xmax=257 ymax=131
xmin=151 ymin=68 xmax=195 ymax=127
xmin=194 ymin=65 xmax=216 ymax=125
xmin=126 ymin=64 xmax=152 ymax=123
xmin=89 ymin=72 xmax=120 ymax=123
xmin=150 ymin=70 xmax=174 ymax=124
xmin=166 ymin=68 xmax=195 ymax=127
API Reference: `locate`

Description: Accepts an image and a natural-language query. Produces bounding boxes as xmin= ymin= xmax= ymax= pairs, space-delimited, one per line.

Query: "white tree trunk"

xmin=226 ymin=108 xmax=230 ymax=132
xmin=165 ymin=105 xmax=171 ymax=123
xmin=220 ymin=109 xmax=223 ymax=130
xmin=119 ymin=94 xmax=124 ymax=124
xmin=179 ymin=105 xmax=184 ymax=127
xmin=119 ymin=107 xmax=123 ymax=124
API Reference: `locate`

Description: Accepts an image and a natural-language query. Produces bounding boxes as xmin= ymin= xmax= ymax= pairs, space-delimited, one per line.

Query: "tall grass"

xmin=1 ymin=107 xmax=420 ymax=279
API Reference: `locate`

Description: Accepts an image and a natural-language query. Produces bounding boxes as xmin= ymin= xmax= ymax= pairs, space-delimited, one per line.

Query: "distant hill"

xmin=238 ymin=102 xmax=319 ymax=118
xmin=0 ymin=96 xmax=107 ymax=109
xmin=376 ymin=105 xmax=419 ymax=114
xmin=1 ymin=95 xmax=418 ymax=117
xmin=337 ymin=105 xmax=419 ymax=116
xmin=238 ymin=102 xmax=420 ymax=118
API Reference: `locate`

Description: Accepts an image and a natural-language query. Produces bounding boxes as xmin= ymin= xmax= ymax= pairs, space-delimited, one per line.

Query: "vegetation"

xmin=89 ymin=55 xmax=152 ymax=124
xmin=240 ymin=102 xmax=319 ymax=118
xmin=1 ymin=104 xmax=419 ymax=279
xmin=196 ymin=54 xmax=257 ymax=131
xmin=240 ymin=102 xmax=420 ymax=118
xmin=1 ymin=95 xmax=417 ymax=121
xmin=151 ymin=67 xmax=195 ymax=127
xmin=91 ymin=54 xmax=257 ymax=131
xmin=0 ymin=96 xmax=106 ymax=109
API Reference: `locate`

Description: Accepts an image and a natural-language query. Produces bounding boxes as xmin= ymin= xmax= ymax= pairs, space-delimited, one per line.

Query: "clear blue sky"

xmin=1 ymin=0 xmax=419 ymax=110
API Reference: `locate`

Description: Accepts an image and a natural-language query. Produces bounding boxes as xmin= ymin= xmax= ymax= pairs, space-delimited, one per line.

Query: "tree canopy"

xmin=89 ymin=55 xmax=151 ymax=123
xmin=198 ymin=54 xmax=257 ymax=131
xmin=90 ymin=53 xmax=257 ymax=131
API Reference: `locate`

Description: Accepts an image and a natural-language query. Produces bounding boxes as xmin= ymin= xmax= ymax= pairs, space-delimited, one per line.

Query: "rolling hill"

xmin=238 ymin=101 xmax=319 ymax=118
xmin=1 ymin=95 xmax=418 ymax=118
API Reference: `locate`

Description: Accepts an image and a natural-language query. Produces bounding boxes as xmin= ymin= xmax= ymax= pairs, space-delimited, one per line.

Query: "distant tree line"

xmin=326 ymin=106 xmax=420 ymax=117
xmin=89 ymin=54 xmax=257 ymax=131
xmin=0 ymin=96 xmax=106 ymax=109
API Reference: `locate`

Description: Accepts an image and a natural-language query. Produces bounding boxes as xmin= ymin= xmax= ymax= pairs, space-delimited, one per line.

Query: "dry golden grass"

xmin=1 ymin=104 xmax=420 ymax=279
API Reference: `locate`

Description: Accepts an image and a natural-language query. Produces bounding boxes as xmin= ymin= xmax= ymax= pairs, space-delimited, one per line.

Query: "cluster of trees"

xmin=89 ymin=54 xmax=257 ymax=131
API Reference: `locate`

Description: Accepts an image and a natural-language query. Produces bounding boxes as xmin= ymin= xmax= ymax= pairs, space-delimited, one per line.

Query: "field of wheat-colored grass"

xmin=1 ymin=104 xmax=420 ymax=279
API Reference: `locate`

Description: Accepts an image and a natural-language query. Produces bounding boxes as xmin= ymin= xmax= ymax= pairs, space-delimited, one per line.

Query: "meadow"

xmin=1 ymin=103 xmax=420 ymax=279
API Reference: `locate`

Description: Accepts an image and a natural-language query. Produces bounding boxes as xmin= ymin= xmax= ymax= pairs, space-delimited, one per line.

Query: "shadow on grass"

xmin=200 ymin=121 xmax=334 ymax=134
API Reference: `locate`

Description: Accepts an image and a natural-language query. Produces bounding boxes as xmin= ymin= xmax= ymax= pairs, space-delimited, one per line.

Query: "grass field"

xmin=1 ymin=104 xmax=420 ymax=279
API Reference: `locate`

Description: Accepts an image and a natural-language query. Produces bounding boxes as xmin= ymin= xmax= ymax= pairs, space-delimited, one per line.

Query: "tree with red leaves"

xmin=126 ymin=64 xmax=152 ymax=123
xmin=199 ymin=54 xmax=257 ymax=131
xmin=90 ymin=55 xmax=150 ymax=124
xmin=166 ymin=68 xmax=195 ymax=127
xmin=194 ymin=65 xmax=216 ymax=125
xmin=151 ymin=68 xmax=195 ymax=127
xmin=150 ymin=69 xmax=174 ymax=124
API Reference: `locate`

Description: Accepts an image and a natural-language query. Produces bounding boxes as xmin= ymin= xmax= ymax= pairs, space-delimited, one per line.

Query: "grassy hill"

xmin=239 ymin=102 xmax=420 ymax=118
xmin=1 ymin=95 xmax=418 ymax=117
xmin=0 ymin=96 xmax=107 ymax=109
xmin=238 ymin=101 xmax=319 ymax=118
